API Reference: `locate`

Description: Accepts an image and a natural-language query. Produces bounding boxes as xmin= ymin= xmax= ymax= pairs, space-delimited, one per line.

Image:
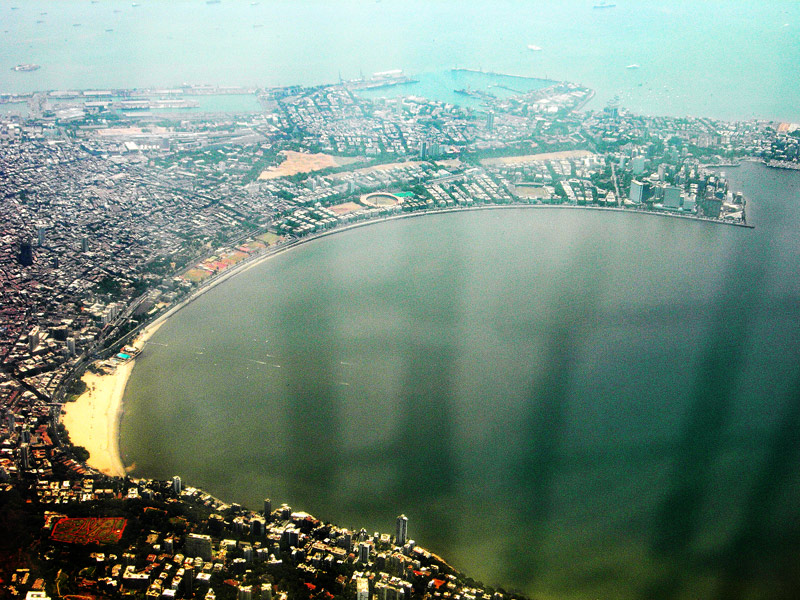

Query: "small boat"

xmin=626 ymin=64 xmax=640 ymax=69
xmin=527 ymin=44 xmax=543 ymax=51
xmin=12 ymin=64 xmax=40 ymax=72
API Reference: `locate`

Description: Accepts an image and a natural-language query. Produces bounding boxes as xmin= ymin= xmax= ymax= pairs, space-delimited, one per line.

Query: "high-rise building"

xmin=172 ymin=475 xmax=182 ymax=495
xmin=663 ymin=185 xmax=682 ymax=209
xmin=19 ymin=238 xmax=33 ymax=266
xmin=186 ymin=533 xmax=213 ymax=560
xmin=700 ymin=195 xmax=722 ymax=218
xmin=631 ymin=156 xmax=646 ymax=174
xmin=242 ymin=545 xmax=253 ymax=562
xmin=263 ymin=498 xmax=272 ymax=516
xmin=419 ymin=141 xmax=428 ymax=160
xmin=238 ymin=585 xmax=253 ymax=600
xmin=358 ymin=541 xmax=370 ymax=564
xmin=19 ymin=443 xmax=31 ymax=470
xmin=629 ymin=180 xmax=651 ymax=204
xmin=486 ymin=111 xmax=495 ymax=131
xmin=28 ymin=327 xmax=40 ymax=353
xmin=37 ymin=226 xmax=46 ymax=246
xmin=396 ymin=514 xmax=408 ymax=546
xmin=356 ymin=578 xmax=369 ymax=600
xmin=250 ymin=518 xmax=265 ymax=537
xmin=81 ymin=236 xmax=89 ymax=253
xmin=260 ymin=583 xmax=273 ymax=600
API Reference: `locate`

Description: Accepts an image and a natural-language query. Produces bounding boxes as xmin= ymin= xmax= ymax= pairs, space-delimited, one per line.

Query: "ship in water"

xmin=593 ymin=1 xmax=616 ymax=8
xmin=527 ymin=44 xmax=543 ymax=51
xmin=454 ymin=87 xmax=496 ymax=101
xmin=626 ymin=63 xmax=640 ymax=69
xmin=12 ymin=64 xmax=40 ymax=72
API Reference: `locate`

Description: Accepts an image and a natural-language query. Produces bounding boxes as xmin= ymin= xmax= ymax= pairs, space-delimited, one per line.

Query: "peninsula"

xmin=1 ymin=72 xmax=799 ymax=599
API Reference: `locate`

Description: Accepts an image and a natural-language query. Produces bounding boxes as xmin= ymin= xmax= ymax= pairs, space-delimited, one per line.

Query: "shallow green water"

xmin=121 ymin=163 xmax=800 ymax=599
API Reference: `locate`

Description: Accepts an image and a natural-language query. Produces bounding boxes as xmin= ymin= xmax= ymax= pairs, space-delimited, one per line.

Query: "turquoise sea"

xmin=2 ymin=0 xmax=800 ymax=121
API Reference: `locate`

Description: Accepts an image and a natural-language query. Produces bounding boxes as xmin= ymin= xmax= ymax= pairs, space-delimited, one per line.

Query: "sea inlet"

xmin=121 ymin=161 xmax=800 ymax=599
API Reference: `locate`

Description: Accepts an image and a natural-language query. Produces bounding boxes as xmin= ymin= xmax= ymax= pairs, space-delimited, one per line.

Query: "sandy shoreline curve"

xmin=61 ymin=320 xmax=163 ymax=477
xmin=60 ymin=201 xmax=752 ymax=477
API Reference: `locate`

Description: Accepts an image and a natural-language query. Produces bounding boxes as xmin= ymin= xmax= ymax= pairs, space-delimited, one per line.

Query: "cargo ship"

xmin=12 ymin=64 xmax=40 ymax=72
xmin=454 ymin=88 xmax=496 ymax=101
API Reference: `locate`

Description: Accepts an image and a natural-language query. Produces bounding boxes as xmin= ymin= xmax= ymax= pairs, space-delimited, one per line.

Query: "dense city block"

xmin=1 ymin=74 xmax=798 ymax=598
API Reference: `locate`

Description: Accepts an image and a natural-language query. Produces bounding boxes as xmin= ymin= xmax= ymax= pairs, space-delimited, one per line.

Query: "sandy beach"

xmin=61 ymin=321 xmax=163 ymax=477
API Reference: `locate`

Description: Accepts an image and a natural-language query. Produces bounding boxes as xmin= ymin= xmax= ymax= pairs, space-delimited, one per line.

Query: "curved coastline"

xmin=64 ymin=201 xmax=752 ymax=477
xmin=61 ymin=320 xmax=164 ymax=477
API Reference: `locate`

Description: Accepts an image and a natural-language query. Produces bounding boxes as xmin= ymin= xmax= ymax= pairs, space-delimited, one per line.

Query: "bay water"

xmin=5 ymin=0 xmax=800 ymax=596
xmin=121 ymin=161 xmax=800 ymax=599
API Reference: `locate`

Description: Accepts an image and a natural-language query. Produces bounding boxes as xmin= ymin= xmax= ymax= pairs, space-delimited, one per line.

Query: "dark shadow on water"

xmin=277 ymin=285 xmax=343 ymax=508
xmin=502 ymin=324 xmax=574 ymax=586
xmin=501 ymin=253 xmax=603 ymax=589
xmin=645 ymin=220 xmax=771 ymax=598
xmin=711 ymin=369 xmax=800 ymax=600
xmin=384 ymin=242 xmax=465 ymax=550
xmin=393 ymin=343 xmax=456 ymax=502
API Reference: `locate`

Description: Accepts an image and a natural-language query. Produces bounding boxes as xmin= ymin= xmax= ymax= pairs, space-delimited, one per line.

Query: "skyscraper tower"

xmin=358 ymin=541 xmax=370 ymax=564
xmin=396 ymin=514 xmax=408 ymax=546
xmin=19 ymin=237 xmax=33 ymax=266
xmin=629 ymin=180 xmax=650 ymax=204
xmin=172 ymin=475 xmax=182 ymax=495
